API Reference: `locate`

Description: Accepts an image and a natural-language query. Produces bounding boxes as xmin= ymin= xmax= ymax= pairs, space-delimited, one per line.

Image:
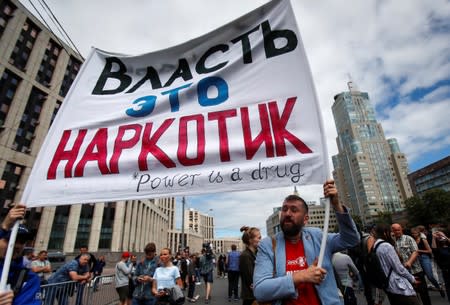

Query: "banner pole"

xmin=0 ymin=221 xmax=20 ymax=291
xmin=317 ymin=197 xmax=330 ymax=268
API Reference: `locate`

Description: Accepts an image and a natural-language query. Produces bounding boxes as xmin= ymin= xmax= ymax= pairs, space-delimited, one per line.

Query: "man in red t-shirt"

xmin=253 ymin=180 xmax=360 ymax=305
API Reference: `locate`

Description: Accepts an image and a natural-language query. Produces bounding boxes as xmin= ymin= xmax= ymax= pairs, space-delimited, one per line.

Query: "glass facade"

xmin=98 ymin=202 xmax=115 ymax=249
xmin=332 ymin=83 xmax=411 ymax=224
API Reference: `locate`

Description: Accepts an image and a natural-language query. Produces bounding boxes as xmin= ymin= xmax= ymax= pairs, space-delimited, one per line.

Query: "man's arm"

xmin=69 ymin=270 xmax=90 ymax=282
xmin=1 ymin=204 xmax=26 ymax=231
xmin=323 ymin=180 xmax=360 ymax=251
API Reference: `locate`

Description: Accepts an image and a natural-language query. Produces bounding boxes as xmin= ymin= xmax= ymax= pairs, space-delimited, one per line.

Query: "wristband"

xmin=0 ymin=228 xmax=11 ymax=240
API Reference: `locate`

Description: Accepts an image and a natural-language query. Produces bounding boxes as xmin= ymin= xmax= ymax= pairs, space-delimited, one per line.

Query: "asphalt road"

xmin=186 ymin=275 xmax=449 ymax=305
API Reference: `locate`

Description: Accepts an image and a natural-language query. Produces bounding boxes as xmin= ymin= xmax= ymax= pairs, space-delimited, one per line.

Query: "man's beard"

xmin=281 ymin=218 xmax=304 ymax=237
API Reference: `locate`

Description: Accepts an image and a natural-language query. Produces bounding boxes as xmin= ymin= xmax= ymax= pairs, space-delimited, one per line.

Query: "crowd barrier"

xmin=40 ymin=274 xmax=118 ymax=305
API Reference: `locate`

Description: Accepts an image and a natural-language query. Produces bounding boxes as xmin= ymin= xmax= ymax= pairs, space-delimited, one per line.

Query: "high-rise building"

xmin=185 ymin=208 xmax=214 ymax=242
xmin=408 ymin=155 xmax=450 ymax=196
xmin=0 ymin=0 xmax=174 ymax=254
xmin=331 ymin=82 xmax=412 ymax=225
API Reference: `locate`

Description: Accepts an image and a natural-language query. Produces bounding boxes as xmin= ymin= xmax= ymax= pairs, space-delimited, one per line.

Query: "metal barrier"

xmin=40 ymin=274 xmax=118 ymax=305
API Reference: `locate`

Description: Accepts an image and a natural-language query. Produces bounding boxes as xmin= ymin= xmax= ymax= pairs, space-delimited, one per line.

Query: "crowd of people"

xmin=0 ymin=180 xmax=449 ymax=305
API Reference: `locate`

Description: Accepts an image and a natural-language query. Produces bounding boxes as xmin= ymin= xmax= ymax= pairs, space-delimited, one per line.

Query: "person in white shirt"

xmin=31 ymin=250 xmax=52 ymax=284
xmin=152 ymin=248 xmax=183 ymax=303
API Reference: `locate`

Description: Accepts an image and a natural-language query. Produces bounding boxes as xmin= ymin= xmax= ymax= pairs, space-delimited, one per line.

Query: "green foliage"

xmin=375 ymin=211 xmax=393 ymax=225
xmin=405 ymin=189 xmax=450 ymax=226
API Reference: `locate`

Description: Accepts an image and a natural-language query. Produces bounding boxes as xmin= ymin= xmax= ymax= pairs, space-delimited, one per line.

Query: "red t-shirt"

xmin=283 ymin=240 xmax=321 ymax=305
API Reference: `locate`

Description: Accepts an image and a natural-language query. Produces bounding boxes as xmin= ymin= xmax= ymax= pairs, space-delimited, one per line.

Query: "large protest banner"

xmin=23 ymin=0 xmax=328 ymax=207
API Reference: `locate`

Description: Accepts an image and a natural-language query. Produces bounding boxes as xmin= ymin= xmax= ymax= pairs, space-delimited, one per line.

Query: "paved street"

xmin=184 ymin=275 xmax=448 ymax=305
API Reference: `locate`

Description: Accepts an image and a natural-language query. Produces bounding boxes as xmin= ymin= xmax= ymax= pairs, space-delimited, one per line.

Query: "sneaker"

xmin=193 ymin=295 xmax=200 ymax=301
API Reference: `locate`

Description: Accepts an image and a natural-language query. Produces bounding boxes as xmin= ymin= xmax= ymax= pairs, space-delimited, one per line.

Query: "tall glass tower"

xmin=331 ymin=82 xmax=412 ymax=225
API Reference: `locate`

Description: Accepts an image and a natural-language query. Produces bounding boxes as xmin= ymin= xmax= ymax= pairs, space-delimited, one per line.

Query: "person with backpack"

xmin=360 ymin=226 xmax=386 ymax=305
xmin=332 ymin=251 xmax=359 ymax=305
xmin=372 ymin=224 xmax=421 ymax=305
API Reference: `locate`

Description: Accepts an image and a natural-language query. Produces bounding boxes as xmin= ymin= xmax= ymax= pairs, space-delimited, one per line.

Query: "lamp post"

xmin=181 ymin=197 xmax=186 ymax=250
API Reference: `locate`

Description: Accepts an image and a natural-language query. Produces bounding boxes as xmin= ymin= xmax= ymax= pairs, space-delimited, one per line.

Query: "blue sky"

xmin=21 ymin=0 xmax=450 ymax=237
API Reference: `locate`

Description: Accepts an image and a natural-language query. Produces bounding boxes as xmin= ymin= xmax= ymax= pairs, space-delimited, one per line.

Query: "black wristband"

xmin=0 ymin=228 xmax=11 ymax=240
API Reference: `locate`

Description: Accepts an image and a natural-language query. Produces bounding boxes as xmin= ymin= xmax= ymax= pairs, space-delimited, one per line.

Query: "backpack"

xmin=364 ymin=240 xmax=393 ymax=290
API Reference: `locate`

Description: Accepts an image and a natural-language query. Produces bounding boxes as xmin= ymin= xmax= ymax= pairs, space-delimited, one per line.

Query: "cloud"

xmin=20 ymin=0 xmax=450 ymax=237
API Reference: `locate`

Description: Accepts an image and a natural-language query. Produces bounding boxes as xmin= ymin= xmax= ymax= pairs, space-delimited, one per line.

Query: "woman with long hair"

xmin=152 ymin=248 xmax=183 ymax=304
xmin=410 ymin=227 xmax=444 ymax=297
xmin=373 ymin=224 xmax=421 ymax=305
xmin=239 ymin=226 xmax=261 ymax=305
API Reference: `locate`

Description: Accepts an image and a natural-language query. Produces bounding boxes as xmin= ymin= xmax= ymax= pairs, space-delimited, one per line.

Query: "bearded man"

xmin=254 ymin=180 xmax=360 ymax=305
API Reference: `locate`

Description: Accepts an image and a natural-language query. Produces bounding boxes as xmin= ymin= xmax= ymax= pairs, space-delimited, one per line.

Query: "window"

xmin=75 ymin=204 xmax=94 ymax=249
xmin=48 ymin=205 xmax=71 ymax=250
xmin=9 ymin=19 xmax=40 ymax=71
xmin=0 ymin=70 xmax=21 ymax=126
xmin=12 ymin=87 xmax=46 ymax=153
xmin=59 ymin=56 xmax=81 ymax=97
xmin=0 ymin=1 xmax=16 ymax=38
xmin=36 ymin=39 xmax=61 ymax=86
xmin=98 ymin=202 xmax=116 ymax=249
xmin=0 ymin=162 xmax=23 ymax=216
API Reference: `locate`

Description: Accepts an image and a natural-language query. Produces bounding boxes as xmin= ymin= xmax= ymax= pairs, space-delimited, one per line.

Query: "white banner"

xmin=23 ymin=0 xmax=328 ymax=207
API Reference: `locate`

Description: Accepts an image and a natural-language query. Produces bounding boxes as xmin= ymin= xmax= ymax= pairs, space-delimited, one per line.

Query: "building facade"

xmin=0 ymin=0 xmax=176 ymax=255
xmin=211 ymin=237 xmax=243 ymax=254
xmin=408 ymin=156 xmax=450 ymax=196
xmin=185 ymin=208 xmax=214 ymax=242
xmin=332 ymin=82 xmax=413 ymax=225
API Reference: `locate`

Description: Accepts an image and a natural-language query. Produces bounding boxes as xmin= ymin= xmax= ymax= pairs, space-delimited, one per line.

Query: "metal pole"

xmin=181 ymin=197 xmax=185 ymax=250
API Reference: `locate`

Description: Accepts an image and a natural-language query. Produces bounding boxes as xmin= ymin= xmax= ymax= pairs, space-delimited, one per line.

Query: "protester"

xmin=431 ymin=229 xmax=450 ymax=302
xmin=392 ymin=223 xmax=431 ymax=305
xmin=411 ymin=227 xmax=444 ymax=297
xmin=22 ymin=247 xmax=34 ymax=269
xmin=226 ymin=244 xmax=240 ymax=302
xmin=75 ymin=246 xmax=97 ymax=273
xmin=128 ymin=254 xmax=138 ymax=300
xmin=92 ymin=255 xmax=106 ymax=290
xmin=47 ymin=253 xmax=91 ymax=305
xmin=186 ymin=253 xmax=200 ymax=303
xmin=132 ymin=242 xmax=159 ymax=305
xmin=360 ymin=225 xmax=385 ymax=305
xmin=31 ymin=250 xmax=52 ymax=284
xmin=332 ymin=251 xmax=359 ymax=305
xmin=152 ymin=248 xmax=183 ymax=304
xmin=0 ymin=204 xmax=40 ymax=305
xmin=178 ymin=251 xmax=188 ymax=290
xmin=199 ymin=245 xmax=215 ymax=304
xmin=217 ymin=254 xmax=226 ymax=278
xmin=115 ymin=251 xmax=133 ymax=305
xmin=253 ymin=179 xmax=360 ymax=305
xmin=0 ymin=291 xmax=14 ymax=305
xmin=74 ymin=246 xmax=97 ymax=305
xmin=239 ymin=226 xmax=261 ymax=305
xmin=373 ymin=224 xmax=421 ymax=305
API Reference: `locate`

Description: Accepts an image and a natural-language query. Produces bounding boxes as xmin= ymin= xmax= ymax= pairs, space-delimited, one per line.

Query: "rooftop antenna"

xmin=347 ymin=73 xmax=359 ymax=92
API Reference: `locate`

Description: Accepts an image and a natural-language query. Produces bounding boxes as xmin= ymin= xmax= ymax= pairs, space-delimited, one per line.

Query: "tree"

xmin=375 ymin=210 xmax=393 ymax=225
xmin=404 ymin=189 xmax=450 ymax=226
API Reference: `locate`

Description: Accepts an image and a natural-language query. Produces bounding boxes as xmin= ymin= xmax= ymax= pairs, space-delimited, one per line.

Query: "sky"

xmin=20 ymin=0 xmax=450 ymax=238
